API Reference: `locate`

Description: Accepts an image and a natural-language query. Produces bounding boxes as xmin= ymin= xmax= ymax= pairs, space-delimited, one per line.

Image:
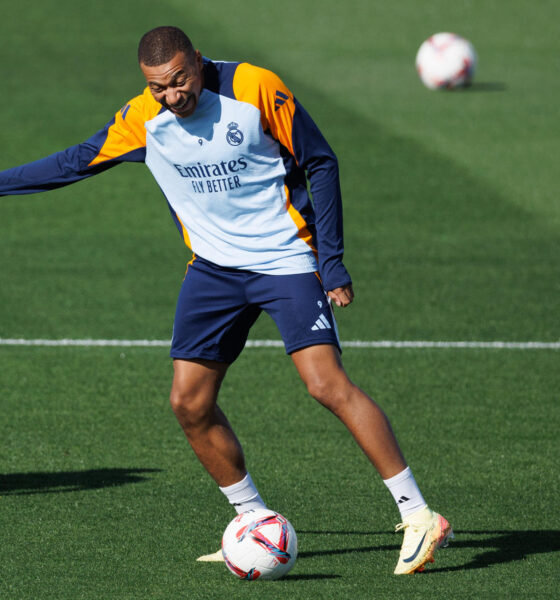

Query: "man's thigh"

xmin=171 ymin=258 xmax=261 ymax=363
xmin=247 ymin=271 xmax=341 ymax=354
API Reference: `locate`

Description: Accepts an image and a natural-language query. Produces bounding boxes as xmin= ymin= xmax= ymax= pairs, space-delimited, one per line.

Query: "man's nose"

xmin=165 ymin=88 xmax=181 ymax=105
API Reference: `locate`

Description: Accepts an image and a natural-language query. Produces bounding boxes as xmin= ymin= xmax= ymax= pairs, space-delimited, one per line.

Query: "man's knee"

xmin=170 ymin=359 xmax=227 ymax=429
xmin=305 ymin=374 xmax=354 ymax=414
xmin=169 ymin=383 xmax=214 ymax=430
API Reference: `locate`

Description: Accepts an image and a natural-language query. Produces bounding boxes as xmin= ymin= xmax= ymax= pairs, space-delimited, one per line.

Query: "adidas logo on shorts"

xmin=311 ymin=313 xmax=332 ymax=331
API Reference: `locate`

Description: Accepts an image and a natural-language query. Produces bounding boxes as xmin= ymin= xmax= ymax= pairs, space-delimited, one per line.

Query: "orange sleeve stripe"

xmin=232 ymin=63 xmax=296 ymax=159
xmin=285 ymin=185 xmax=318 ymax=258
xmin=88 ymin=88 xmax=162 ymax=167
xmin=184 ymin=254 xmax=197 ymax=277
xmin=175 ymin=210 xmax=192 ymax=249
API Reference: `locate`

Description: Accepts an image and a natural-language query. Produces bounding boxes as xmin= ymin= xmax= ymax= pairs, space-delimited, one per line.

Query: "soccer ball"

xmin=415 ymin=32 xmax=477 ymax=89
xmin=221 ymin=509 xmax=298 ymax=580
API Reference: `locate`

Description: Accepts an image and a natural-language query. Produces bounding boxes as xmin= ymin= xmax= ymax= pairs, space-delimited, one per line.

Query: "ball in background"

xmin=415 ymin=32 xmax=477 ymax=89
xmin=221 ymin=509 xmax=298 ymax=580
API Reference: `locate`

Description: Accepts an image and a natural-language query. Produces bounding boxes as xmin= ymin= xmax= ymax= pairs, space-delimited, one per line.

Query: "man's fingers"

xmin=327 ymin=285 xmax=354 ymax=307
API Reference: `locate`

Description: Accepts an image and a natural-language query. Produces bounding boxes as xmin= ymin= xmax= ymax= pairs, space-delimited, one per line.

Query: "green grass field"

xmin=1 ymin=1 xmax=559 ymax=598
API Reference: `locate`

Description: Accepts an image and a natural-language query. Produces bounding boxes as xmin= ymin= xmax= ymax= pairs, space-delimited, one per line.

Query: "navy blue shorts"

xmin=170 ymin=256 xmax=340 ymax=363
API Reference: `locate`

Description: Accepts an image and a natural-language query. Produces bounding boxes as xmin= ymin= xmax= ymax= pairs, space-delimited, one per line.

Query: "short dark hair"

xmin=138 ymin=26 xmax=194 ymax=66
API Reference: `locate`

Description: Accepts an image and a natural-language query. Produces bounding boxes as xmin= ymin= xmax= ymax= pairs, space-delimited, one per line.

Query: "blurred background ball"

xmin=415 ymin=32 xmax=477 ymax=89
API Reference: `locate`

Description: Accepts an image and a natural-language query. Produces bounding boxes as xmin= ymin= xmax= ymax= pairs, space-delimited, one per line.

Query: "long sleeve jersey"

xmin=0 ymin=58 xmax=351 ymax=291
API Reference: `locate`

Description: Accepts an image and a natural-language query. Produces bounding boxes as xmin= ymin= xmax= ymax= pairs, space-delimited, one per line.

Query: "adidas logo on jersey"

xmin=274 ymin=90 xmax=290 ymax=111
xmin=120 ymin=104 xmax=131 ymax=120
xmin=311 ymin=313 xmax=332 ymax=331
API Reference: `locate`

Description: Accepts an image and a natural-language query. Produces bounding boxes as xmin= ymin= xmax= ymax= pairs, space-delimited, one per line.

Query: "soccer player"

xmin=0 ymin=26 xmax=452 ymax=574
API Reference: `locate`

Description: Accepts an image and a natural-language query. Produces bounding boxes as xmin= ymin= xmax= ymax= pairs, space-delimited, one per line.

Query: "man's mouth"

xmin=170 ymin=96 xmax=193 ymax=115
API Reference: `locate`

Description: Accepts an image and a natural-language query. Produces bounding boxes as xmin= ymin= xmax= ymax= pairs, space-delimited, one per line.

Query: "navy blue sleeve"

xmin=291 ymin=98 xmax=351 ymax=292
xmin=0 ymin=120 xmax=146 ymax=196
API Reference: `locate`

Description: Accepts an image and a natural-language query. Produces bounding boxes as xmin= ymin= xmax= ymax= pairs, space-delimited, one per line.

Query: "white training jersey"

xmin=0 ymin=58 xmax=351 ymax=291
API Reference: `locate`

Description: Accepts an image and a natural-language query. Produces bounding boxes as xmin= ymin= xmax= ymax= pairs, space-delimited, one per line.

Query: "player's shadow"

xmin=284 ymin=574 xmax=342 ymax=581
xmin=0 ymin=468 xmax=161 ymax=495
xmin=425 ymin=529 xmax=560 ymax=573
xmin=461 ymin=81 xmax=507 ymax=92
xmin=297 ymin=529 xmax=560 ymax=572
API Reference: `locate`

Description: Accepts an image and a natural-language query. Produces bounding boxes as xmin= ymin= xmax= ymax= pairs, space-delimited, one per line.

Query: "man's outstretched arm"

xmin=0 ymin=89 xmax=161 ymax=196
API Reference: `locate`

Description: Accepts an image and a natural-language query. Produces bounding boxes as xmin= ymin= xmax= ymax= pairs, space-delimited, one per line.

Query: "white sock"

xmin=383 ymin=466 xmax=427 ymax=519
xmin=219 ymin=473 xmax=267 ymax=514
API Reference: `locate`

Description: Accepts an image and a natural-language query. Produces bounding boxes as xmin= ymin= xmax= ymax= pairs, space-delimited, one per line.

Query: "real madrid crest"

xmin=226 ymin=122 xmax=244 ymax=146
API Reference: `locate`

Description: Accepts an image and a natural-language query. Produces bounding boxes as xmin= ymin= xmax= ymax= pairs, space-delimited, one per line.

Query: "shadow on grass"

xmin=298 ymin=535 xmax=398 ymax=560
xmin=297 ymin=529 xmax=560 ymax=572
xmin=426 ymin=529 xmax=560 ymax=573
xmin=283 ymin=574 xmax=342 ymax=581
xmin=0 ymin=468 xmax=161 ymax=495
xmin=460 ymin=81 xmax=508 ymax=92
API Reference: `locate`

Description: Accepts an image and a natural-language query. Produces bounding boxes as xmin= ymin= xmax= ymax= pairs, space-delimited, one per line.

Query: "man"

xmin=0 ymin=26 xmax=452 ymax=574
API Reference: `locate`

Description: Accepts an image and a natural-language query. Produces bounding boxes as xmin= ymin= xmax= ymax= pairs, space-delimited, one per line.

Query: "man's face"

xmin=140 ymin=50 xmax=204 ymax=118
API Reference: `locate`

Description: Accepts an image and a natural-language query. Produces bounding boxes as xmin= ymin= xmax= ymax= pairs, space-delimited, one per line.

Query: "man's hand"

xmin=327 ymin=283 xmax=354 ymax=307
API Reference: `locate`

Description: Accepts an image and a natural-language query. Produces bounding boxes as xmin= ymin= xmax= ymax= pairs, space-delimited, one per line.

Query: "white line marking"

xmin=338 ymin=340 xmax=560 ymax=349
xmin=0 ymin=338 xmax=558 ymax=349
xmin=0 ymin=338 xmax=170 ymax=347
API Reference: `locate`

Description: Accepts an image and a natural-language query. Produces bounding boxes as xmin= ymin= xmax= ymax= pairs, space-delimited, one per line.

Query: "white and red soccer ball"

xmin=221 ymin=509 xmax=297 ymax=580
xmin=415 ymin=32 xmax=477 ymax=89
